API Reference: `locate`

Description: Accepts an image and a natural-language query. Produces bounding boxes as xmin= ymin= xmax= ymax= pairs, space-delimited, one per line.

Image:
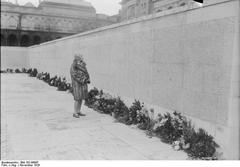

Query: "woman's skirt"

xmin=72 ymin=80 xmax=88 ymax=101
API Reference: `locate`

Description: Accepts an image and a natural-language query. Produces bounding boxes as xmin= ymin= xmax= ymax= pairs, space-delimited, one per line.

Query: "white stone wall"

xmin=1 ymin=47 xmax=29 ymax=69
xmin=2 ymin=0 xmax=239 ymax=159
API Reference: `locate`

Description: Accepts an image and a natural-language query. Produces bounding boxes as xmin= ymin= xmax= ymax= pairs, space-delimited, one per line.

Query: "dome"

xmin=41 ymin=0 xmax=92 ymax=7
xmin=24 ymin=2 xmax=35 ymax=7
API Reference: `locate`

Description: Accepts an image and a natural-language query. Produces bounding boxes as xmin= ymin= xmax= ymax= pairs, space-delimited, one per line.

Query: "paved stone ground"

xmin=1 ymin=74 xmax=188 ymax=160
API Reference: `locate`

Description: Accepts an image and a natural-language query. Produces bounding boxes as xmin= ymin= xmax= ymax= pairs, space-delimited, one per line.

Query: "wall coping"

xmin=1 ymin=46 xmax=28 ymax=50
xmin=29 ymin=0 xmax=235 ymax=49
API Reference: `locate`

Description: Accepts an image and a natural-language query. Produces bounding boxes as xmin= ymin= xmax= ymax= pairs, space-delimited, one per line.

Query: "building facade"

xmin=119 ymin=0 xmax=201 ymax=21
xmin=0 ymin=0 xmax=117 ymax=47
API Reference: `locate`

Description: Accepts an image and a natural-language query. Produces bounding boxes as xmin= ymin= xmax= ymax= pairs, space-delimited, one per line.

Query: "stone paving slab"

xmin=1 ymin=74 xmax=188 ymax=160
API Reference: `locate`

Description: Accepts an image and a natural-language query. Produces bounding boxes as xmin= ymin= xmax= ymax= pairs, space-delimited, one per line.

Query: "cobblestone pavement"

xmin=1 ymin=74 xmax=188 ymax=160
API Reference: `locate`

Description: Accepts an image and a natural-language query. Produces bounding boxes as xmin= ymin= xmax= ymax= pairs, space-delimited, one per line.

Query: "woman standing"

xmin=70 ymin=54 xmax=90 ymax=118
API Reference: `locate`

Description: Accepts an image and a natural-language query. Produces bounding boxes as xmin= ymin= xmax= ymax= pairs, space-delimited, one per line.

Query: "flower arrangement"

xmin=85 ymin=87 xmax=220 ymax=160
xmin=153 ymin=111 xmax=186 ymax=144
xmin=152 ymin=111 xmax=219 ymax=159
xmin=97 ymin=96 xmax=117 ymax=115
xmin=126 ymin=100 xmax=144 ymax=125
xmin=185 ymin=128 xmax=219 ymax=159
xmin=112 ymin=97 xmax=129 ymax=123
xmin=137 ymin=108 xmax=155 ymax=131
xmin=15 ymin=69 xmax=21 ymax=73
xmin=85 ymin=87 xmax=100 ymax=107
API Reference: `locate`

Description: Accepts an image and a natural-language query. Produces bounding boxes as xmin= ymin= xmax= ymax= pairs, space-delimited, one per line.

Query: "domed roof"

xmin=41 ymin=0 xmax=92 ymax=7
xmin=24 ymin=2 xmax=35 ymax=7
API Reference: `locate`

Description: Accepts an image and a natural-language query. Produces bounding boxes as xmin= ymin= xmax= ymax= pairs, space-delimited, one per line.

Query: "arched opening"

xmin=45 ymin=36 xmax=52 ymax=42
xmin=1 ymin=34 xmax=6 ymax=46
xmin=20 ymin=35 xmax=30 ymax=47
xmin=8 ymin=34 xmax=18 ymax=46
xmin=33 ymin=35 xmax=41 ymax=45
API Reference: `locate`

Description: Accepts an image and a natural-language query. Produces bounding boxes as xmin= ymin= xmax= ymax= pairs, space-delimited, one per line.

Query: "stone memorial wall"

xmin=1 ymin=47 xmax=29 ymax=69
xmin=1 ymin=0 xmax=239 ymax=159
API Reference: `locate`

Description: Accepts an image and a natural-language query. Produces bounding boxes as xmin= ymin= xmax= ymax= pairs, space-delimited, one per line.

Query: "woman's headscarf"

xmin=70 ymin=54 xmax=90 ymax=85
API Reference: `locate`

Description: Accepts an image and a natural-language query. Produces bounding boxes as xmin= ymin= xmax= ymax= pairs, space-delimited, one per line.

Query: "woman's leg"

xmin=74 ymin=101 xmax=79 ymax=114
xmin=78 ymin=100 xmax=86 ymax=116
xmin=77 ymin=100 xmax=82 ymax=113
xmin=73 ymin=100 xmax=85 ymax=117
xmin=73 ymin=101 xmax=80 ymax=118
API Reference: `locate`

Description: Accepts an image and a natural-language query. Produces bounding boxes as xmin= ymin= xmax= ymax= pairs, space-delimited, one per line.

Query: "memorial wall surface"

xmin=1 ymin=46 xmax=29 ymax=69
xmin=1 ymin=0 xmax=239 ymax=159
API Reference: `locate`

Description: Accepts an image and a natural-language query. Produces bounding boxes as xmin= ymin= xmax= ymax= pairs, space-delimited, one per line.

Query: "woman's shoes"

xmin=73 ymin=113 xmax=86 ymax=118
xmin=77 ymin=113 xmax=86 ymax=116
xmin=73 ymin=113 xmax=80 ymax=118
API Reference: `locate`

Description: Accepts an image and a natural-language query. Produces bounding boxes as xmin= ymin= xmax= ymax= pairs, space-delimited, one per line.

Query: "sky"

xmin=3 ymin=0 xmax=121 ymax=15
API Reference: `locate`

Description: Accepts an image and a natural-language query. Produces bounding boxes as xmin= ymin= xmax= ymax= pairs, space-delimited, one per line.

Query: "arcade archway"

xmin=20 ymin=35 xmax=30 ymax=47
xmin=1 ymin=34 xmax=6 ymax=46
xmin=8 ymin=34 xmax=18 ymax=46
xmin=45 ymin=36 xmax=52 ymax=42
xmin=33 ymin=35 xmax=41 ymax=45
